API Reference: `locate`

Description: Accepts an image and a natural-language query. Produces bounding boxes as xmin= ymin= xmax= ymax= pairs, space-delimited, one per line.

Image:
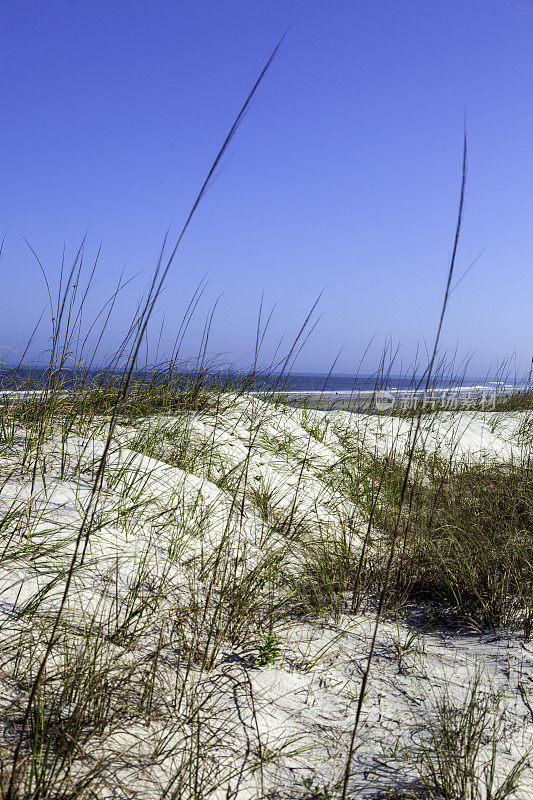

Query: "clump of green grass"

xmin=288 ymin=533 xmax=366 ymax=619
xmin=493 ymin=389 xmax=533 ymax=412
xmin=372 ymin=456 xmax=533 ymax=634
xmin=407 ymin=675 xmax=530 ymax=800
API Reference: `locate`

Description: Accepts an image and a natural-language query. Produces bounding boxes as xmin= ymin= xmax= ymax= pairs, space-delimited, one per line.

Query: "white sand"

xmin=0 ymin=398 xmax=531 ymax=798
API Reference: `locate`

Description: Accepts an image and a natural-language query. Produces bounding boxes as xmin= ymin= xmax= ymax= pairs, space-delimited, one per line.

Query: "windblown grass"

xmin=0 ymin=53 xmax=531 ymax=800
xmin=381 ymin=459 xmax=533 ymax=634
xmin=1 ymin=369 xmax=532 ymax=798
xmin=409 ymin=674 xmax=529 ymax=800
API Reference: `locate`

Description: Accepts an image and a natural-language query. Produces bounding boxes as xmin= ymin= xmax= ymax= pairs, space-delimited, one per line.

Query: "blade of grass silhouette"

xmin=450 ymin=246 xmax=485 ymax=294
xmin=341 ymin=127 xmax=467 ymax=800
xmin=13 ymin=304 xmax=47 ymax=373
xmin=5 ymin=36 xmax=284 ymax=799
xmin=22 ymin=236 xmax=55 ymax=337
xmin=119 ymin=34 xmax=286 ymax=398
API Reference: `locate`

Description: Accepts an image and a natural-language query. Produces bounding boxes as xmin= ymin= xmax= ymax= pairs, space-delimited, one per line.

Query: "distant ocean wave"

xmin=0 ymin=366 xmax=527 ymax=402
xmin=253 ymin=374 xmax=525 ymax=394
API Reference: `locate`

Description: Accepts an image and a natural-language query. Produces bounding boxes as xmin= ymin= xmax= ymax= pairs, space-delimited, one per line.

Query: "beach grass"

xmin=0 ymin=54 xmax=532 ymax=800
xmin=1 ymin=356 xmax=532 ymax=798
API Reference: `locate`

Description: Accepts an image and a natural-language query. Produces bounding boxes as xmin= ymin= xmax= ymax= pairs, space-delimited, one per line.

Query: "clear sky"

xmin=1 ymin=0 xmax=532 ymax=376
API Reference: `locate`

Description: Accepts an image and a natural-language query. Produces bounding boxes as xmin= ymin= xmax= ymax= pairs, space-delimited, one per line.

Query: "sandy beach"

xmin=1 ymin=392 xmax=531 ymax=798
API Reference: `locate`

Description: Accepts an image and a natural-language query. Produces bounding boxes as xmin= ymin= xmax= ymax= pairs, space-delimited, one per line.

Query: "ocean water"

xmin=263 ymin=372 xmax=514 ymax=393
xmin=0 ymin=366 xmax=524 ymax=403
xmin=251 ymin=372 xmax=526 ymax=411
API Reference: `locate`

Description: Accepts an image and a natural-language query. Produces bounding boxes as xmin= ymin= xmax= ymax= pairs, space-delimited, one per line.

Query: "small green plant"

xmin=391 ymin=613 xmax=424 ymax=671
xmin=256 ymin=634 xmax=281 ymax=666
xmin=302 ymin=776 xmax=342 ymax=799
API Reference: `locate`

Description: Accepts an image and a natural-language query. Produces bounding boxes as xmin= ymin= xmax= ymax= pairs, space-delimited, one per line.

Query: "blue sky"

xmin=1 ymin=0 xmax=532 ymax=376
